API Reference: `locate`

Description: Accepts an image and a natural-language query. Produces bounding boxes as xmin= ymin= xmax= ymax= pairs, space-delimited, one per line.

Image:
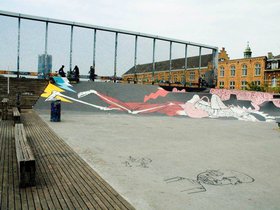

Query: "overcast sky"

xmin=0 ymin=0 xmax=280 ymax=74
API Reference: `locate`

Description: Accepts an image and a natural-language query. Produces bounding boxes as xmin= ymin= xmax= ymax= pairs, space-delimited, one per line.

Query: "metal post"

xmin=69 ymin=25 xmax=74 ymax=73
xmin=114 ymin=32 xmax=118 ymax=83
xmin=17 ymin=17 xmax=21 ymax=78
xmin=93 ymin=29 xmax=96 ymax=69
xmin=7 ymin=77 xmax=9 ymax=94
xmin=134 ymin=35 xmax=138 ymax=84
xmin=198 ymin=46 xmax=202 ymax=77
xmin=168 ymin=41 xmax=172 ymax=83
xmin=184 ymin=44 xmax=188 ymax=86
xmin=152 ymin=38 xmax=156 ymax=84
xmin=44 ymin=22 xmax=48 ymax=78
xmin=212 ymin=49 xmax=219 ymax=87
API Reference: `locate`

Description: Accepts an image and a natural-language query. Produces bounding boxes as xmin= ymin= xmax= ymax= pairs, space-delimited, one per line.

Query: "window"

xmin=272 ymin=77 xmax=277 ymax=87
xmin=241 ymin=81 xmax=247 ymax=90
xmin=219 ymin=81 xmax=224 ymax=89
xmin=230 ymin=81 xmax=235 ymax=89
xmin=190 ymin=72 xmax=195 ymax=80
xmin=255 ymin=64 xmax=261 ymax=76
xmin=242 ymin=65 xmax=247 ymax=76
xmin=181 ymin=75 xmax=186 ymax=83
xmin=220 ymin=67 xmax=225 ymax=77
xmin=230 ymin=65 xmax=235 ymax=76
xmin=254 ymin=81 xmax=261 ymax=86
xmin=173 ymin=75 xmax=177 ymax=82
xmin=271 ymin=62 xmax=279 ymax=69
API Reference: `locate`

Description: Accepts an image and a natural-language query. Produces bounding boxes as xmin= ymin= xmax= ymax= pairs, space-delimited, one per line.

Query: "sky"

xmin=0 ymin=0 xmax=280 ymax=75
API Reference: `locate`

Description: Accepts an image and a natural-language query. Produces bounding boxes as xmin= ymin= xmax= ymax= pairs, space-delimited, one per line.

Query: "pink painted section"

xmin=181 ymin=103 xmax=209 ymax=118
xmin=210 ymin=89 xmax=280 ymax=109
xmin=144 ymin=89 xmax=169 ymax=102
xmin=172 ymin=88 xmax=186 ymax=93
xmin=273 ymin=100 xmax=280 ymax=108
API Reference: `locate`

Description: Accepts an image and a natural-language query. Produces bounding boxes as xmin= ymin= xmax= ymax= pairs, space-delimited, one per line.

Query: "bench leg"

xmin=19 ymin=161 xmax=36 ymax=187
xmin=2 ymin=109 xmax=8 ymax=120
xmin=14 ymin=116 xmax=21 ymax=125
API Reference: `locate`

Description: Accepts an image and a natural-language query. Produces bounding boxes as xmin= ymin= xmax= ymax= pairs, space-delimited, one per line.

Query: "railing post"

xmin=134 ymin=35 xmax=138 ymax=84
xmin=184 ymin=44 xmax=188 ymax=86
xmin=114 ymin=32 xmax=118 ymax=83
xmin=168 ymin=41 xmax=172 ymax=83
xmin=69 ymin=25 xmax=74 ymax=73
xmin=198 ymin=46 xmax=202 ymax=77
xmin=44 ymin=22 xmax=48 ymax=78
xmin=152 ymin=38 xmax=156 ymax=84
xmin=93 ymin=29 xmax=96 ymax=69
xmin=17 ymin=17 xmax=21 ymax=78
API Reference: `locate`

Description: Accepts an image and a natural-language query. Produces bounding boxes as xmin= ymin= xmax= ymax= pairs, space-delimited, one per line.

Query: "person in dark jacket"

xmin=89 ymin=66 xmax=95 ymax=81
xmin=58 ymin=65 xmax=66 ymax=77
xmin=73 ymin=65 xmax=80 ymax=82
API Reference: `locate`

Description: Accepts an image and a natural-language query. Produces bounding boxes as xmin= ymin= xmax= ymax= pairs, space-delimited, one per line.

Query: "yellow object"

xmin=41 ymin=83 xmax=72 ymax=103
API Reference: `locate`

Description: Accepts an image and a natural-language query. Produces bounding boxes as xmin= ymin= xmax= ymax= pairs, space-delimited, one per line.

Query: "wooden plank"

xmin=26 ymin=113 xmax=118 ymax=209
xmin=11 ymin=123 xmax=23 ymax=210
xmin=25 ymin=117 xmax=87 ymax=209
xmin=24 ymin=120 xmax=75 ymax=210
xmin=7 ymin=120 xmax=15 ymax=210
xmin=24 ymin=111 xmax=135 ymax=210
xmin=0 ymin=110 xmax=135 ymax=210
xmin=1 ymin=121 xmax=9 ymax=210
xmin=0 ymin=121 xmax=5 ymax=209
xmin=26 ymin=114 xmax=107 ymax=209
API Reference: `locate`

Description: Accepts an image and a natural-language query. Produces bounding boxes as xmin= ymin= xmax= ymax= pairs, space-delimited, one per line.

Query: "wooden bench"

xmin=1 ymin=98 xmax=9 ymax=120
xmin=12 ymin=107 xmax=21 ymax=124
xmin=15 ymin=123 xmax=36 ymax=187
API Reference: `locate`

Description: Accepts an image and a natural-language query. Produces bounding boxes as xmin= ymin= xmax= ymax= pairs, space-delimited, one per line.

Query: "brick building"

xmin=217 ymin=44 xmax=266 ymax=90
xmin=264 ymin=52 xmax=280 ymax=91
xmin=122 ymin=54 xmax=214 ymax=86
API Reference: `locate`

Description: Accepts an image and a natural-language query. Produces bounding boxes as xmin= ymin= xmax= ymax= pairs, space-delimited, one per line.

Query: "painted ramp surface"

xmin=35 ymin=77 xmax=280 ymax=122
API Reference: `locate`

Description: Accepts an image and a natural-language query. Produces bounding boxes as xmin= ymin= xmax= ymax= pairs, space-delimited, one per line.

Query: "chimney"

xmin=267 ymin=52 xmax=273 ymax=59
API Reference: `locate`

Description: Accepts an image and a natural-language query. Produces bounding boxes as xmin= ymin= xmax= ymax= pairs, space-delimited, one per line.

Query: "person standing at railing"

xmin=58 ymin=65 xmax=66 ymax=77
xmin=89 ymin=66 xmax=95 ymax=81
xmin=73 ymin=65 xmax=80 ymax=82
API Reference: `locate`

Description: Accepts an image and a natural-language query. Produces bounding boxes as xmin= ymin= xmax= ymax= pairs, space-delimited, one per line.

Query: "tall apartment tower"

xmin=38 ymin=54 xmax=52 ymax=79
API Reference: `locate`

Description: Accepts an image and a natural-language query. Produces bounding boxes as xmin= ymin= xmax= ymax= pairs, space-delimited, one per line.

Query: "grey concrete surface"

xmin=38 ymin=110 xmax=280 ymax=210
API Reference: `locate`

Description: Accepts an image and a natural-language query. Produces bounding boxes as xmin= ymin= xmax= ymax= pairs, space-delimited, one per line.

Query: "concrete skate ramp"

xmin=35 ymin=79 xmax=280 ymax=122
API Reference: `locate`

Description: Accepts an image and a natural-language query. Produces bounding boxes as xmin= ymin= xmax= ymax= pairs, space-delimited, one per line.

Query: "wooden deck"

xmin=0 ymin=110 xmax=135 ymax=210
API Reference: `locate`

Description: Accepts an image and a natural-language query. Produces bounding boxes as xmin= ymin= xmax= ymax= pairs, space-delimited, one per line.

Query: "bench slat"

xmin=12 ymin=107 xmax=21 ymax=124
xmin=15 ymin=123 xmax=36 ymax=187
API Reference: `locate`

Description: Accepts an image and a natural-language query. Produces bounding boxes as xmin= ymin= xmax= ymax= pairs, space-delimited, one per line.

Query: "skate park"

xmin=1 ymin=9 xmax=280 ymax=210
xmin=35 ymin=79 xmax=280 ymax=209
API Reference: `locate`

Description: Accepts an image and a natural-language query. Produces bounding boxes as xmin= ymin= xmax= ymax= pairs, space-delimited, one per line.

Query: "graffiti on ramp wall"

xmin=41 ymin=77 xmax=280 ymax=122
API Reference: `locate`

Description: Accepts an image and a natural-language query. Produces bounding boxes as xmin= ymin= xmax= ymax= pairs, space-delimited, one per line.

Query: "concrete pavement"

xmin=38 ymin=110 xmax=280 ymax=210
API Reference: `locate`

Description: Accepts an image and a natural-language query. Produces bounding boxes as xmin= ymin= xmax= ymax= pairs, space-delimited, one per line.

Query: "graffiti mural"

xmin=164 ymin=169 xmax=255 ymax=194
xmin=40 ymin=77 xmax=280 ymax=122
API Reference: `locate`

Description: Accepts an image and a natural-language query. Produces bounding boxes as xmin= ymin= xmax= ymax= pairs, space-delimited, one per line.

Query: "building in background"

xmin=217 ymin=44 xmax=266 ymax=90
xmin=38 ymin=54 xmax=52 ymax=79
xmin=122 ymin=54 xmax=214 ymax=87
xmin=264 ymin=52 xmax=280 ymax=92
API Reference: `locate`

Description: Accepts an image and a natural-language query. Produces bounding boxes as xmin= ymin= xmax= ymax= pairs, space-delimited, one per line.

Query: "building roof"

xmin=123 ymin=54 xmax=212 ymax=75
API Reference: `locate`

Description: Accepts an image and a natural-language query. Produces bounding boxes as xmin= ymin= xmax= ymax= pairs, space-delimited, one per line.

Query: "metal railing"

xmin=0 ymin=10 xmax=218 ymax=83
